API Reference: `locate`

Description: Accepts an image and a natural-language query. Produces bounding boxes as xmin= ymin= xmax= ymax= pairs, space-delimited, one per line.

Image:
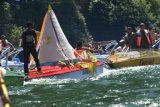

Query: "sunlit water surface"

xmin=8 ymin=65 xmax=160 ymax=107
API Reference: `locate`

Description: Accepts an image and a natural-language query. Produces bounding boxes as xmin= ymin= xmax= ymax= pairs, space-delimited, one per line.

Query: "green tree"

xmin=6 ymin=24 xmax=23 ymax=47
xmin=0 ymin=2 xmax=12 ymax=35
xmin=53 ymin=0 xmax=93 ymax=46
xmin=84 ymin=0 xmax=160 ymax=40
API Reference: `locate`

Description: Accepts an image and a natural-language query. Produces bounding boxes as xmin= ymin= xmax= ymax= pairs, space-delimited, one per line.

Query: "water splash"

xmin=9 ymin=64 xmax=160 ymax=107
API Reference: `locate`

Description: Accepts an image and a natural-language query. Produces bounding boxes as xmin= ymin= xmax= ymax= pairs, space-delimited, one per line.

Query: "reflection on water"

xmin=9 ymin=65 xmax=160 ymax=107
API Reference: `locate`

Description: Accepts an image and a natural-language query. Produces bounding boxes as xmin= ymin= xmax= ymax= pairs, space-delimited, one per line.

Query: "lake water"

xmin=8 ymin=65 xmax=160 ymax=107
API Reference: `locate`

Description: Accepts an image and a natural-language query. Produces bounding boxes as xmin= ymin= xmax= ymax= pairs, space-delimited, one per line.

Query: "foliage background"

xmin=0 ymin=0 xmax=160 ymax=47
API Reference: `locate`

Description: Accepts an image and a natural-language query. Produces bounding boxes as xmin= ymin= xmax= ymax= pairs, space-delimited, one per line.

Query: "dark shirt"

xmin=21 ymin=29 xmax=37 ymax=47
xmin=124 ymin=32 xmax=137 ymax=49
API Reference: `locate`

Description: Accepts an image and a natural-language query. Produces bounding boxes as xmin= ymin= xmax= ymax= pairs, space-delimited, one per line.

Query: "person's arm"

xmin=155 ymin=33 xmax=158 ymax=40
xmin=19 ymin=39 xmax=22 ymax=47
xmin=6 ymin=41 xmax=15 ymax=50
xmin=124 ymin=35 xmax=128 ymax=46
xmin=19 ymin=32 xmax=24 ymax=47
xmin=33 ymin=31 xmax=37 ymax=46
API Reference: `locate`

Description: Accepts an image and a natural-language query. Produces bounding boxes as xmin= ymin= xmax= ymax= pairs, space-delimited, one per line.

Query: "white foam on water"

xmin=23 ymin=64 xmax=160 ymax=85
xmin=105 ymin=65 xmax=159 ymax=76
xmin=24 ymin=77 xmax=81 ymax=85
xmin=89 ymin=64 xmax=160 ymax=82
xmin=89 ymin=65 xmax=148 ymax=81
xmin=21 ymin=67 xmax=132 ymax=84
xmin=89 ymin=67 xmax=112 ymax=81
xmin=131 ymin=99 xmax=152 ymax=105
xmin=8 ymin=86 xmax=35 ymax=95
xmin=108 ymin=104 xmax=126 ymax=107
xmin=148 ymin=103 xmax=160 ymax=107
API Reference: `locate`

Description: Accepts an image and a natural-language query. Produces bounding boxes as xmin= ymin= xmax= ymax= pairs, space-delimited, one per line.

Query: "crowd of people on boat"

xmin=73 ymin=22 xmax=160 ymax=58
xmin=117 ymin=23 xmax=159 ymax=52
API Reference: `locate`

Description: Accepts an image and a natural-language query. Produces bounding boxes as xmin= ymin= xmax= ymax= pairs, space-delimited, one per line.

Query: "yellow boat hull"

xmin=106 ymin=50 xmax=160 ymax=68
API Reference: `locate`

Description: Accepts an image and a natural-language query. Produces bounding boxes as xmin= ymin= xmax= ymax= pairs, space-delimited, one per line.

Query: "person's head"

xmin=127 ymin=27 xmax=132 ymax=33
xmin=149 ymin=26 xmax=155 ymax=32
xmin=119 ymin=39 xmax=125 ymax=47
xmin=0 ymin=35 xmax=6 ymax=40
xmin=140 ymin=23 xmax=145 ymax=31
xmin=76 ymin=41 xmax=83 ymax=50
xmin=27 ymin=21 xmax=34 ymax=30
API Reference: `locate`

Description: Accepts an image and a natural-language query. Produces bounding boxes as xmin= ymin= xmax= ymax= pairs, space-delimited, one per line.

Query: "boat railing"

xmin=1 ymin=47 xmax=23 ymax=69
xmin=152 ymin=38 xmax=160 ymax=49
xmin=7 ymin=47 xmax=23 ymax=61
xmin=0 ymin=47 xmax=11 ymax=69
xmin=119 ymin=46 xmax=130 ymax=56
xmin=119 ymin=39 xmax=160 ymax=57
xmin=104 ymin=40 xmax=118 ymax=54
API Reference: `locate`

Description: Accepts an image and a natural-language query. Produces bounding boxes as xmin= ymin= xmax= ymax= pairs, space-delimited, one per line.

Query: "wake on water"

xmin=23 ymin=64 xmax=160 ymax=85
xmin=9 ymin=64 xmax=160 ymax=107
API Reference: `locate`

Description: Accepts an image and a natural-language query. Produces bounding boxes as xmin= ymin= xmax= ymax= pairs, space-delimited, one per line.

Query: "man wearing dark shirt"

xmin=124 ymin=27 xmax=137 ymax=49
xmin=20 ymin=21 xmax=41 ymax=75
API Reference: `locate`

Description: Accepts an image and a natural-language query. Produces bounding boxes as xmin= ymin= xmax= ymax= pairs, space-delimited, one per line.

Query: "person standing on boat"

xmin=148 ymin=26 xmax=158 ymax=45
xmin=136 ymin=23 xmax=151 ymax=49
xmin=124 ymin=27 xmax=137 ymax=49
xmin=20 ymin=21 xmax=41 ymax=76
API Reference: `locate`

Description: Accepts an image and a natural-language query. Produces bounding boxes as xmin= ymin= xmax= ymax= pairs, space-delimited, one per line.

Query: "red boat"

xmin=25 ymin=6 xmax=104 ymax=81
xmin=26 ymin=61 xmax=103 ymax=80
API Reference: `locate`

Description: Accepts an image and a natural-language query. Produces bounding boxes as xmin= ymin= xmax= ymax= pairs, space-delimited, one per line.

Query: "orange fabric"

xmin=137 ymin=30 xmax=151 ymax=47
xmin=137 ymin=37 xmax=141 ymax=47
xmin=74 ymin=50 xmax=85 ymax=58
xmin=36 ymin=13 xmax=47 ymax=49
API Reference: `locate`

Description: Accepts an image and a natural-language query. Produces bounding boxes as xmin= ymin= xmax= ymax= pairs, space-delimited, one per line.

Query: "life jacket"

xmin=74 ymin=50 xmax=88 ymax=59
xmin=136 ymin=29 xmax=151 ymax=47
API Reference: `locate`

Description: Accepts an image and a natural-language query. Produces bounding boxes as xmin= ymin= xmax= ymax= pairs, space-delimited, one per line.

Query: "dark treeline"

xmin=1 ymin=0 xmax=160 ymax=47
xmin=81 ymin=0 xmax=160 ymax=41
